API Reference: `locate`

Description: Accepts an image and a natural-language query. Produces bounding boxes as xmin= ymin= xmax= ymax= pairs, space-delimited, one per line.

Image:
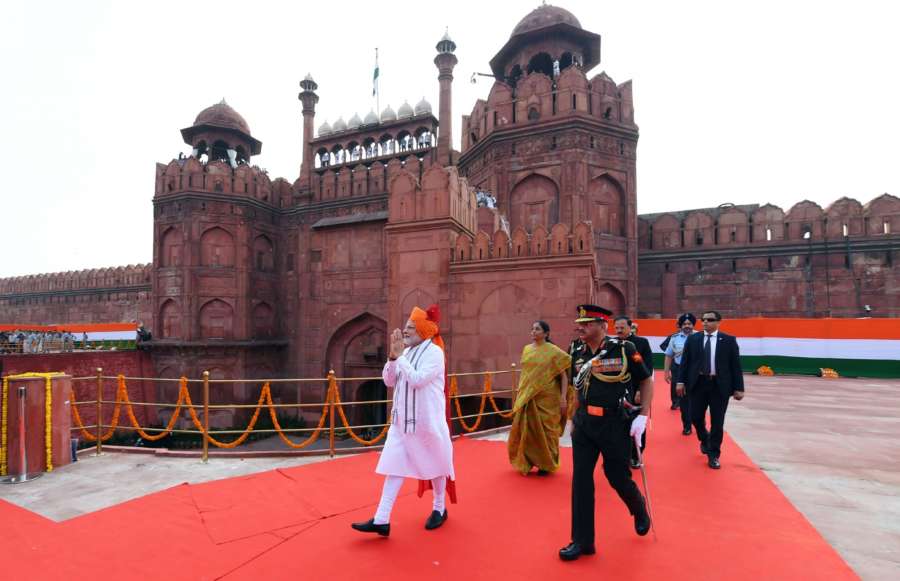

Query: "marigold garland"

xmin=183 ymin=381 xmax=267 ymax=449
xmin=819 ymin=368 xmax=840 ymax=379
xmin=266 ymin=383 xmax=331 ymax=449
xmin=1 ymin=378 xmax=8 ymax=476
xmin=332 ymin=379 xmax=392 ymax=446
xmin=756 ymin=365 xmax=775 ymax=376
xmin=118 ymin=375 xmax=186 ymax=441
xmin=70 ymin=385 xmax=122 ymax=442
xmin=484 ymin=373 xmax=514 ymax=419
xmin=451 ymin=376 xmax=488 ymax=432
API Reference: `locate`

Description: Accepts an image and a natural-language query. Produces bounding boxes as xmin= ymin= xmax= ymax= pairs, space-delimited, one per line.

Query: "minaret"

xmin=298 ymin=73 xmax=319 ymax=186
xmin=434 ymin=30 xmax=457 ymax=166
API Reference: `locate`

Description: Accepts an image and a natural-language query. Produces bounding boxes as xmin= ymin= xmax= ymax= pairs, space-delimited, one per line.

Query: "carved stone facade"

xmin=1 ymin=5 xmax=897 ymax=407
xmin=638 ymin=196 xmax=900 ymax=318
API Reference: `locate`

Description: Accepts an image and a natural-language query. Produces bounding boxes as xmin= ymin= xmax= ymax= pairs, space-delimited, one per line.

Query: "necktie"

xmin=701 ymin=334 xmax=712 ymax=375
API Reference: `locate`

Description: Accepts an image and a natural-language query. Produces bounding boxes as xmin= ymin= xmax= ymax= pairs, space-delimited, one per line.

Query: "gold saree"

xmin=507 ymin=341 xmax=572 ymax=475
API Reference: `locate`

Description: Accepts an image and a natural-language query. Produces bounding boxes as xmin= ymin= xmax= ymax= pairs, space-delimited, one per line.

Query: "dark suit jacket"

xmin=628 ymin=334 xmax=655 ymax=377
xmin=676 ymin=331 xmax=744 ymax=397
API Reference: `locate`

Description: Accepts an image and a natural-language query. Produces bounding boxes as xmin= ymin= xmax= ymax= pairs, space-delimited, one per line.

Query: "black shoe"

xmin=700 ymin=441 xmax=709 ymax=455
xmin=536 ymin=469 xmax=550 ymax=476
xmin=630 ymin=457 xmax=641 ymax=469
xmin=559 ymin=542 xmax=596 ymax=561
xmin=425 ymin=509 xmax=447 ymax=530
xmin=634 ymin=505 xmax=651 ymax=536
xmin=708 ymin=456 xmax=721 ymax=469
xmin=670 ymin=403 xmax=680 ymax=410
xmin=351 ymin=518 xmax=390 ymax=537
xmin=682 ymin=427 xmax=692 ymax=436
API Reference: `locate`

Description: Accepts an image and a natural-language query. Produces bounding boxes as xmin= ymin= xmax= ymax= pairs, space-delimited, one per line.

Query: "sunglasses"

xmin=701 ymin=317 xmax=719 ymax=322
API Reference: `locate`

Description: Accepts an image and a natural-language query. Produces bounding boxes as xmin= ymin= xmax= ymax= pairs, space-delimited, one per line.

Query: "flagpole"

xmin=375 ymin=47 xmax=380 ymax=114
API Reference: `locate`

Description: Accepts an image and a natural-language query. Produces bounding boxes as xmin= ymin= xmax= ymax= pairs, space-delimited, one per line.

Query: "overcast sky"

xmin=2 ymin=0 xmax=898 ymax=277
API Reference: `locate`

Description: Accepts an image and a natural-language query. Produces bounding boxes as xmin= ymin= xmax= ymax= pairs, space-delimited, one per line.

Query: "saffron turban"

xmin=409 ymin=304 xmax=445 ymax=352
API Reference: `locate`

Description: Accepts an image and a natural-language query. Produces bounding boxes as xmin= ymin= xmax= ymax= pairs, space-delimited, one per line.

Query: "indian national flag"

xmin=637 ymin=318 xmax=900 ymax=378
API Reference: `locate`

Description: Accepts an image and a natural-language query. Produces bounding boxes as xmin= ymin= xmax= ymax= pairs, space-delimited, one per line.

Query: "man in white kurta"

xmin=352 ymin=305 xmax=455 ymax=537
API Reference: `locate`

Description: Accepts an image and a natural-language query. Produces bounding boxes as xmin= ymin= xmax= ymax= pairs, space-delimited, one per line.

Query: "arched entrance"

xmin=357 ymin=379 xmax=388 ymax=438
xmin=325 ymin=313 xmax=388 ymax=426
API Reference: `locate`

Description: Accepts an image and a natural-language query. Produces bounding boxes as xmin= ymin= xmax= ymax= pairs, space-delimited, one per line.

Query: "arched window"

xmin=159 ymin=299 xmax=180 ymax=339
xmin=526 ymin=53 xmax=554 ymax=78
xmin=199 ymin=299 xmax=234 ymax=340
xmin=159 ymin=227 xmax=182 ymax=267
xmin=200 ymin=227 xmax=235 ymax=267
xmin=509 ymin=174 xmax=559 ymax=231
xmin=253 ymin=235 xmax=274 ymax=271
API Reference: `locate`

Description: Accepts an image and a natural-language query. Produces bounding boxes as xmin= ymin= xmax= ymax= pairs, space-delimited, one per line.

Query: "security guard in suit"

xmin=559 ymin=305 xmax=654 ymax=562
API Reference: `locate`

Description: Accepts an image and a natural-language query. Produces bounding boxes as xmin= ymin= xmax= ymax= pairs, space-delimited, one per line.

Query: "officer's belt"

xmin=586 ymin=405 xmax=616 ymax=417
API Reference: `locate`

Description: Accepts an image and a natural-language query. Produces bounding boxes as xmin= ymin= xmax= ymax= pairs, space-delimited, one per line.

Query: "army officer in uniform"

xmin=559 ymin=305 xmax=654 ymax=561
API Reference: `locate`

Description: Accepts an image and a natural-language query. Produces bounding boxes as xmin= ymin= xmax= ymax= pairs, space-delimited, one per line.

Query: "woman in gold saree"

xmin=508 ymin=321 xmax=572 ymax=475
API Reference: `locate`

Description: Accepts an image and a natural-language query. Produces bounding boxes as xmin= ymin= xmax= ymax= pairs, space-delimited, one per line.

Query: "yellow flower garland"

xmin=0 ymin=372 xmax=64 ymax=475
xmin=1 ymin=378 xmax=8 ymax=476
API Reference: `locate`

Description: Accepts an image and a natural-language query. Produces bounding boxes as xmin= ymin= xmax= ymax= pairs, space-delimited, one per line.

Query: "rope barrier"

xmin=264 ymin=381 xmax=330 ymax=449
xmin=183 ymin=381 xmax=267 ymax=449
xmin=451 ymin=376 xmax=488 ymax=432
xmin=60 ymin=367 xmax=515 ymax=452
xmin=331 ymin=375 xmax=392 ymax=446
xmin=483 ymin=373 xmax=514 ymax=419
xmin=70 ymin=386 xmax=121 ymax=442
xmin=119 ymin=376 xmax=186 ymax=441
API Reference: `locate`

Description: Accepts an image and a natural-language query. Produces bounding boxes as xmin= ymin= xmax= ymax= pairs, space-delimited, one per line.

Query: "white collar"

xmin=705 ymin=330 xmax=719 ymax=338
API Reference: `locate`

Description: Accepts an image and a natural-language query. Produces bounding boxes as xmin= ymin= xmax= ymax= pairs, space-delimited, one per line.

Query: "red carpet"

xmin=0 ymin=374 xmax=858 ymax=580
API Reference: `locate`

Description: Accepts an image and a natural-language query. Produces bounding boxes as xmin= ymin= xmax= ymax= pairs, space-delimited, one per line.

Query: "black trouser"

xmin=670 ymin=365 xmax=680 ymax=406
xmin=672 ymin=363 xmax=691 ymax=430
xmin=689 ymin=377 xmax=730 ymax=458
xmin=571 ymin=410 xmax=645 ymax=547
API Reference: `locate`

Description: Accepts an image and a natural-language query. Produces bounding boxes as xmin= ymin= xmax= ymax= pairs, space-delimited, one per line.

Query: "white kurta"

xmin=375 ymin=340 xmax=455 ymax=480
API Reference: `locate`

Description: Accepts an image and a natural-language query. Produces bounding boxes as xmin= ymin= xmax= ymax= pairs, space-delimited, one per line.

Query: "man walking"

xmin=675 ymin=311 xmax=744 ymax=469
xmin=613 ymin=316 xmax=653 ymax=469
xmin=560 ymin=305 xmax=653 ymax=561
xmin=351 ymin=305 xmax=455 ymax=536
xmin=665 ymin=313 xmax=696 ymax=435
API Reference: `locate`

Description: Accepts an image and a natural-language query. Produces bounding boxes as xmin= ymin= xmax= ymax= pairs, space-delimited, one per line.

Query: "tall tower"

xmin=298 ymin=73 xmax=319 ymax=186
xmin=434 ymin=30 xmax=457 ymax=167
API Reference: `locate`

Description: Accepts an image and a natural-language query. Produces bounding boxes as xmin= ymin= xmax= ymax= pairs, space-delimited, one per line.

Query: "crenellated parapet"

xmin=0 ymin=264 xmax=151 ymax=296
xmin=461 ymin=67 xmax=635 ymax=154
xmin=155 ymin=157 xmax=293 ymax=207
xmin=638 ymin=194 xmax=900 ymax=251
xmin=452 ymin=221 xmax=593 ymax=262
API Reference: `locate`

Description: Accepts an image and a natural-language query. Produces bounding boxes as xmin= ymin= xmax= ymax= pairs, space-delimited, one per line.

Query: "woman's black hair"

xmin=535 ymin=320 xmax=553 ymax=343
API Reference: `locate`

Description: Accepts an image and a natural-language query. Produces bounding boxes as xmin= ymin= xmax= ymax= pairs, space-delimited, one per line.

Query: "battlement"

xmin=452 ymin=221 xmax=594 ymax=262
xmin=155 ymin=157 xmax=294 ymax=208
xmin=0 ymin=264 xmax=151 ymax=295
xmin=461 ymin=68 xmax=634 ymax=154
xmin=638 ymin=194 xmax=900 ymax=250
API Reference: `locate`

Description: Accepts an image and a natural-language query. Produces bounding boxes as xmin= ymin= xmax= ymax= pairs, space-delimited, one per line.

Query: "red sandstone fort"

xmin=1 ymin=5 xmax=898 ymax=388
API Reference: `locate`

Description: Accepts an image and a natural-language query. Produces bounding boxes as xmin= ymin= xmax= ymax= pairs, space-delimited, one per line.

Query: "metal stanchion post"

xmin=0 ymin=386 xmax=43 ymax=483
xmin=328 ymin=370 xmax=336 ymax=458
xmin=511 ymin=362 xmax=518 ymax=403
xmin=96 ymin=367 xmax=103 ymax=456
xmin=202 ymin=371 xmax=209 ymax=463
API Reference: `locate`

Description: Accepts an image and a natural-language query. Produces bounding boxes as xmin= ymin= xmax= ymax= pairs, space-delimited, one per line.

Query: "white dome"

xmin=332 ymin=116 xmax=347 ymax=132
xmin=380 ymin=105 xmax=397 ymax=122
xmin=317 ymin=120 xmax=332 ymax=136
xmin=414 ymin=97 xmax=432 ymax=115
xmin=398 ymin=100 xmax=414 ymax=118
xmin=348 ymin=113 xmax=362 ymax=129
xmin=363 ymin=110 xmax=379 ymax=125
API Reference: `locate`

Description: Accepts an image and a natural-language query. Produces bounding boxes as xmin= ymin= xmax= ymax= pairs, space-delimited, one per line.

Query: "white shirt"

xmin=703 ymin=330 xmax=719 ymax=375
